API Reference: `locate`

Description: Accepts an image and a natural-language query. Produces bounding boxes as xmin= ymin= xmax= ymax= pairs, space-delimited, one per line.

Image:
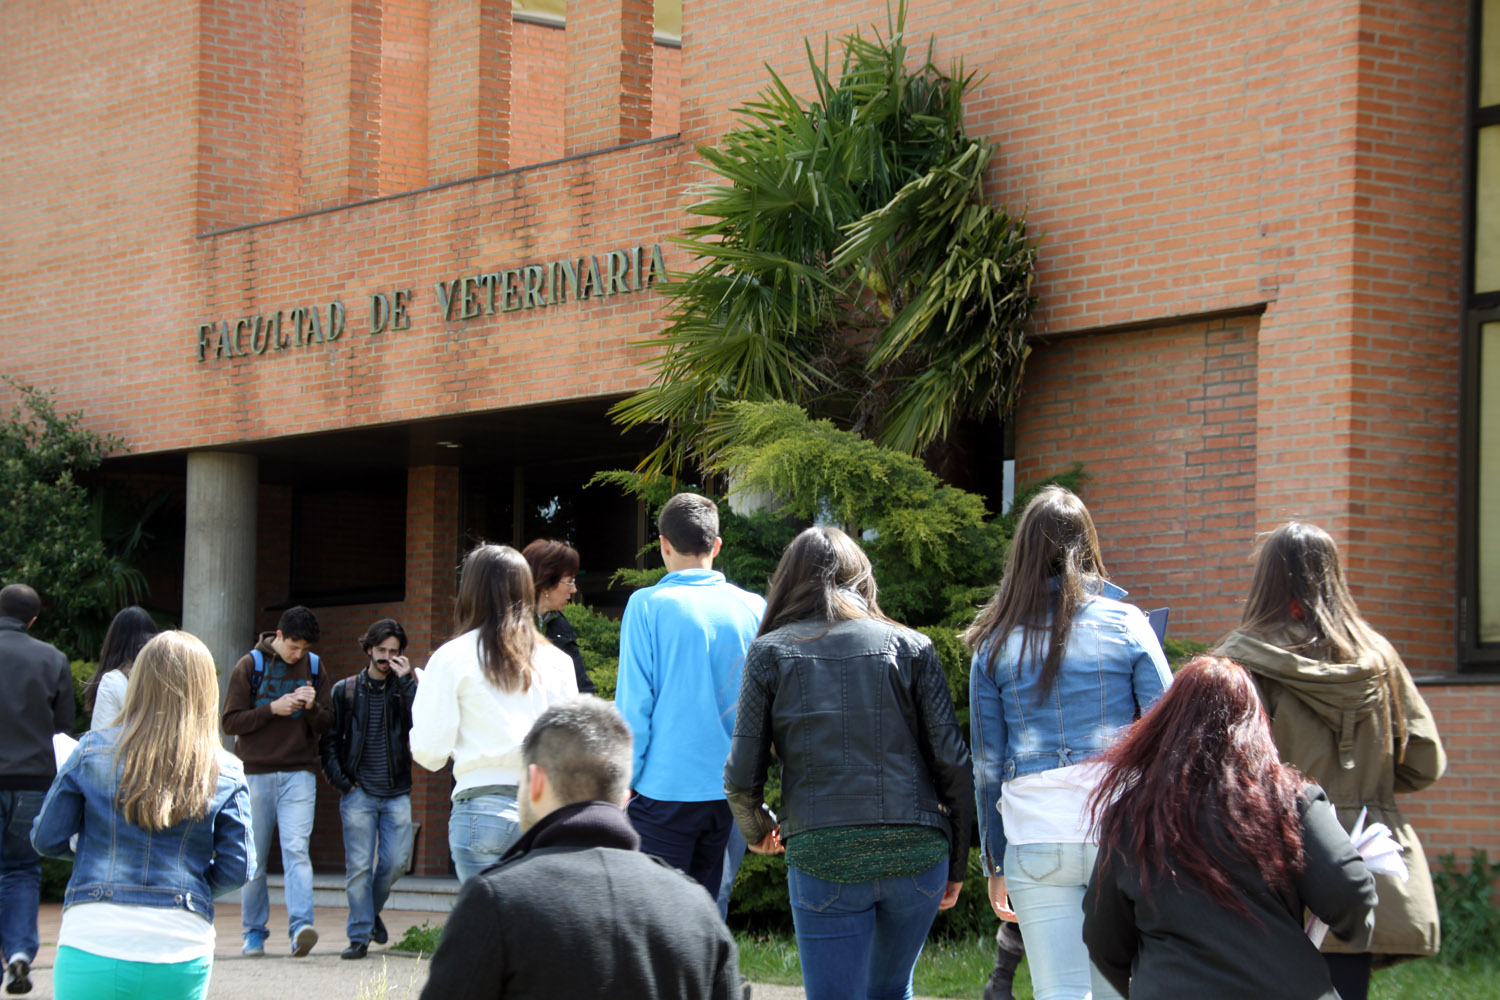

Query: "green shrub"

xmin=390 ymin=920 xmax=442 ymax=956
xmin=40 ymin=857 xmax=72 ymax=903
xmin=916 ymin=625 xmax=969 ymax=728
xmin=562 ymin=603 xmax=622 ymax=700
xmin=1433 ymin=851 xmax=1500 ymax=964
xmin=1161 ymin=637 xmax=1212 ymax=671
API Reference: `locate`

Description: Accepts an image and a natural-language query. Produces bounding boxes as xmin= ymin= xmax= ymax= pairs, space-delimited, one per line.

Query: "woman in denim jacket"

xmin=33 ymin=631 xmax=253 ymax=999
xmin=967 ymin=487 xmax=1171 ymax=1000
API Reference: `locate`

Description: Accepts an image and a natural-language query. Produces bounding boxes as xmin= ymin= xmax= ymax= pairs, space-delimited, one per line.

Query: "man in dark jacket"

xmin=318 ymin=618 xmax=417 ymax=960
xmin=420 ymin=697 xmax=744 ymax=1000
xmin=0 ymin=584 xmax=74 ymax=995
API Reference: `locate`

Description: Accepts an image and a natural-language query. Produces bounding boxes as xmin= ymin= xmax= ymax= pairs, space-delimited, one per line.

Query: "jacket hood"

xmin=1218 ymin=631 xmax=1384 ymax=749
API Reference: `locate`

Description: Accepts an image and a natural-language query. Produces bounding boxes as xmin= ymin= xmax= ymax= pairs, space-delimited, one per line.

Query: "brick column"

xmin=302 ymin=0 xmax=384 ymax=207
xmin=404 ymin=464 xmax=462 ymax=876
xmin=428 ymin=0 xmax=511 ymax=182
xmin=565 ymin=0 xmax=653 ymax=155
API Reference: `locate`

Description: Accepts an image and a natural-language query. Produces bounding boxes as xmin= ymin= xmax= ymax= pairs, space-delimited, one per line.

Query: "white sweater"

xmin=410 ymin=629 xmax=577 ymax=797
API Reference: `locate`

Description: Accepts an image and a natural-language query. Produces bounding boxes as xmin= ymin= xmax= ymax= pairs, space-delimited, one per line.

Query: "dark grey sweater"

xmin=420 ymin=801 xmax=743 ymax=1000
xmin=0 ymin=617 xmax=73 ymax=789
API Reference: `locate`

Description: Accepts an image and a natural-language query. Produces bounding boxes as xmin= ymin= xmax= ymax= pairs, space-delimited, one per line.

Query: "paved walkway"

xmin=16 ymin=902 xmax=897 ymax=999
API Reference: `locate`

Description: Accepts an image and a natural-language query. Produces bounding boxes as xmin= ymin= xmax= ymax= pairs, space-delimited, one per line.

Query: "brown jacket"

xmin=1216 ymin=629 xmax=1446 ymax=964
xmin=221 ymin=633 xmax=334 ymax=775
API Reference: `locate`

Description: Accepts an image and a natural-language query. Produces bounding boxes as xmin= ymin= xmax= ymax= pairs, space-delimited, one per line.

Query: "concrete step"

xmin=264 ymin=873 xmax=460 ymax=914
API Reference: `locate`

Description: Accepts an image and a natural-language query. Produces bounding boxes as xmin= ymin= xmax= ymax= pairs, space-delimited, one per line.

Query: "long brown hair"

xmin=1237 ymin=522 xmax=1407 ymax=756
xmin=113 ymin=631 xmax=222 ymax=831
xmin=1089 ymin=656 xmax=1306 ymax=916
xmin=455 ymin=543 xmax=538 ymax=692
xmin=964 ymin=486 xmax=1106 ymax=696
xmin=759 ymin=526 xmax=889 ymax=636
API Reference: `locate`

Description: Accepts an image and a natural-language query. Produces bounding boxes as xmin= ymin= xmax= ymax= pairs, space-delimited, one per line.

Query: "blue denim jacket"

xmin=31 ymin=728 xmax=255 ymax=921
xmin=969 ymin=580 xmax=1171 ymax=874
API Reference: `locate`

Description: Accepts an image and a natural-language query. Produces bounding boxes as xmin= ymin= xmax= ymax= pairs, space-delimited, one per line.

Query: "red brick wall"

xmin=1016 ymin=315 xmax=1260 ymax=643
xmin=1405 ymin=687 xmax=1500 ymax=863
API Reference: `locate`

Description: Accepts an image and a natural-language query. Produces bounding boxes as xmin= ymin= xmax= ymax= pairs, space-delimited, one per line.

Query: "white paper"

xmin=1306 ymin=806 xmax=1407 ymax=944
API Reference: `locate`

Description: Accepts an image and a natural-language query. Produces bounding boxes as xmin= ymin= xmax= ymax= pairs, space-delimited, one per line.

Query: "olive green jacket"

xmin=1216 ymin=630 xmax=1446 ymax=964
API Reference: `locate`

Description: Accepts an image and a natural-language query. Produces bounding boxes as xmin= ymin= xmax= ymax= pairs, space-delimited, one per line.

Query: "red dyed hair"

xmin=1088 ymin=655 xmax=1306 ymax=915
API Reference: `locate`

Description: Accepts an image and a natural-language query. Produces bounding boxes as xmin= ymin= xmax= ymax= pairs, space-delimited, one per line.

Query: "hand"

xmin=747 ymin=828 xmax=784 ymax=856
xmin=297 ymin=684 xmax=316 ymax=708
xmin=268 ymin=692 xmax=302 ymax=716
xmin=389 ymin=654 xmax=412 ymax=677
xmin=938 ymin=880 xmax=964 ymax=911
xmin=988 ymin=875 xmax=1017 ymax=922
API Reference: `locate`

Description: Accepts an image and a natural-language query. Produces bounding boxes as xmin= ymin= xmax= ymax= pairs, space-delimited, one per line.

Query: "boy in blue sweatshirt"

xmin=616 ymin=493 xmax=765 ymax=895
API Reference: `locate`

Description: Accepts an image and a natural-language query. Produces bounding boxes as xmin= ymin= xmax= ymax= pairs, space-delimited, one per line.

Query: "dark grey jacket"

xmin=1083 ymin=785 xmax=1378 ymax=999
xmin=0 ymin=617 xmax=74 ymax=789
xmin=419 ymin=801 xmax=742 ymax=1000
xmin=724 ymin=616 xmax=974 ymax=881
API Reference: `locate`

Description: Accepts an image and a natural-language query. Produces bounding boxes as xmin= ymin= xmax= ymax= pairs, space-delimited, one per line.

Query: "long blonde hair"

xmin=113 ymin=631 xmax=222 ymax=831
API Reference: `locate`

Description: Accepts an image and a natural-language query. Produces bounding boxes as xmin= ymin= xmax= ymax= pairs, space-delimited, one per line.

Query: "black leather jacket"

xmin=318 ymin=669 xmax=417 ymax=795
xmin=724 ymin=616 xmax=975 ymax=881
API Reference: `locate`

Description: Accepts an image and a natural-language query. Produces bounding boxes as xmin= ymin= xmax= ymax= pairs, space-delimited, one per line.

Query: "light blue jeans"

xmin=339 ymin=789 xmax=414 ymax=945
xmin=242 ymin=771 xmax=317 ymax=947
xmin=788 ymin=859 xmax=947 ymax=1000
xmin=1004 ymin=841 xmax=1124 ymax=1000
xmin=448 ymin=793 xmax=521 ymax=883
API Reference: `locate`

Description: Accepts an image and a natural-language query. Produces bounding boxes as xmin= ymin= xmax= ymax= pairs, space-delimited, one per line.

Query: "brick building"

xmin=1 ymin=0 xmax=1495 ymax=876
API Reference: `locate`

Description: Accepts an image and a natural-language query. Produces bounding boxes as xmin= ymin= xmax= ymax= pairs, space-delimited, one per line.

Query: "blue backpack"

xmin=249 ymin=648 xmax=320 ymax=696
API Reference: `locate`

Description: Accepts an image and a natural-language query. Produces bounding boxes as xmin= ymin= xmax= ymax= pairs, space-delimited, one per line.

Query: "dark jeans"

xmin=0 ymin=790 xmax=43 ymax=964
xmin=627 ymin=794 xmax=732 ymax=897
xmin=1325 ymin=952 xmax=1373 ymax=1000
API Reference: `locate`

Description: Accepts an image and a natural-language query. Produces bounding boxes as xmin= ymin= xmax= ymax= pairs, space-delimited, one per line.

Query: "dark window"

xmin=289 ymin=487 xmax=406 ymax=605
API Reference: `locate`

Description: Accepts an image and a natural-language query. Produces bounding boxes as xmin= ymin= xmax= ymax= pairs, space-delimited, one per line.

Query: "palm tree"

xmin=612 ymin=3 xmax=1038 ymax=479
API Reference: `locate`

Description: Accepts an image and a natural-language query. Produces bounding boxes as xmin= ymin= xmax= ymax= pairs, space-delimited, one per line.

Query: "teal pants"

xmin=53 ymin=945 xmax=212 ymax=1000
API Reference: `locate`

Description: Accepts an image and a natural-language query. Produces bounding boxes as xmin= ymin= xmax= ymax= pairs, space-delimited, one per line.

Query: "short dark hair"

xmin=657 ymin=493 xmax=719 ymax=556
xmin=360 ymin=618 xmax=407 ymax=654
xmin=521 ymin=539 xmax=580 ymax=594
xmin=277 ymin=605 xmax=321 ymax=643
xmin=0 ymin=584 xmax=41 ymax=622
xmin=521 ymin=697 xmax=633 ymax=806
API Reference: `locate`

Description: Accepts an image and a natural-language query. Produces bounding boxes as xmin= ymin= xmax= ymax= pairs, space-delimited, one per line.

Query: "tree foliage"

xmin=0 ymin=381 xmax=145 ymax=659
xmin=612 ymin=3 xmax=1037 ymax=476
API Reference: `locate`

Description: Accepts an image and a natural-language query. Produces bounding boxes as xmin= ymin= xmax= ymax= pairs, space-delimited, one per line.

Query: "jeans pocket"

xmin=790 ymin=867 xmax=841 ymax=912
xmin=1013 ymin=844 xmax=1063 ymax=882
xmin=910 ymin=874 xmax=944 ymax=899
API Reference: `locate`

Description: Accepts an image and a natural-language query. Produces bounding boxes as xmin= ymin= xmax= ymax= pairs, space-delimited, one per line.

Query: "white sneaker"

xmin=291 ymin=925 xmax=319 ymax=957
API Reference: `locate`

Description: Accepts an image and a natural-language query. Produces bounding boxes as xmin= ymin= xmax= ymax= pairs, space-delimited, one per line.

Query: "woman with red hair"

xmin=1082 ymin=656 xmax=1378 ymax=999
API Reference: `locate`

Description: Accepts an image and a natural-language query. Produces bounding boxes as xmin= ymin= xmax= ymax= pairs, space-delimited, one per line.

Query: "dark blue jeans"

xmin=788 ymin=858 xmax=947 ymax=1000
xmin=0 ymin=790 xmax=43 ymax=964
xmin=627 ymin=794 xmax=732 ymax=897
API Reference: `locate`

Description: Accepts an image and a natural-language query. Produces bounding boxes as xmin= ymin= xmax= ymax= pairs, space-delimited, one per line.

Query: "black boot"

xmin=983 ymin=923 xmax=1025 ymax=1000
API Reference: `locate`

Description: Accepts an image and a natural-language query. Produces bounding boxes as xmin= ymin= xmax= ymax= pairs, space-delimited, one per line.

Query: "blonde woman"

xmin=32 ymin=631 xmax=253 ymax=999
xmin=411 ymin=543 xmax=578 ymax=880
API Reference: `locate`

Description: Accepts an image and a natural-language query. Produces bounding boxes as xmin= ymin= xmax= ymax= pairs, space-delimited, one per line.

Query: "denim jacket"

xmin=31 ymin=727 xmax=255 ymax=921
xmin=969 ymin=580 xmax=1171 ymax=874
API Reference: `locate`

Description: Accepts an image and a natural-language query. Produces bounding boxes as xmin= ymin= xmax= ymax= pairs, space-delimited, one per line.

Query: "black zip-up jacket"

xmin=539 ymin=611 xmax=595 ymax=694
xmin=0 ymin=617 xmax=74 ymax=790
xmin=724 ymin=616 xmax=975 ymax=882
xmin=318 ymin=668 xmax=417 ymax=795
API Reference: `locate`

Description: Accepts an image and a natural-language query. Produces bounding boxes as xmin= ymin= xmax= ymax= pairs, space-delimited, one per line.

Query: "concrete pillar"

xmin=182 ymin=452 xmax=258 ymax=714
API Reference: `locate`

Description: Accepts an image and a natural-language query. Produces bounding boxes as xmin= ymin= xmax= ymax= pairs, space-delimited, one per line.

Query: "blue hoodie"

xmin=616 ymin=569 xmax=766 ymax=801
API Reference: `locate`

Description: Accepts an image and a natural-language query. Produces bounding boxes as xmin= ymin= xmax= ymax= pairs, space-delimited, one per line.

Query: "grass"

xmin=734 ymin=933 xmax=1499 ymax=999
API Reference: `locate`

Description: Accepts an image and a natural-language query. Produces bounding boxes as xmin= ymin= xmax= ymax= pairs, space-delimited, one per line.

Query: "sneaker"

xmin=371 ymin=915 xmax=388 ymax=945
xmin=341 ymin=942 xmax=369 ymax=960
xmin=241 ymin=936 xmax=266 ymax=958
xmin=4 ymin=957 xmax=30 ymax=995
xmin=291 ymin=925 xmax=319 ymax=957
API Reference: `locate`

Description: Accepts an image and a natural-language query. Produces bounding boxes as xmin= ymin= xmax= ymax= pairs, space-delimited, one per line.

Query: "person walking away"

xmin=82 ymin=606 xmax=156 ymax=730
xmin=0 ymin=584 xmax=75 ymax=994
xmin=616 ymin=493 xmax=765 ymax=897
xmin=33 ymin=630 xmax=254 ymax=1000
xmin=725 ymin=526 xmax=973 ymax=999
xmin=966 ymin=487 xmax=1171 ymax=1000
xmin=1215 ymin=522 xmax=1447 ymax=1000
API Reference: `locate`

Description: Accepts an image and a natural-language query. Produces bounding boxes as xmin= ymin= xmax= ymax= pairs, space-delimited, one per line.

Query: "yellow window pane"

xmin=1479 ymin=127 xmax=1500 ymax=295
xmin=1481 ymin=323 xmax=1500 ymax=643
